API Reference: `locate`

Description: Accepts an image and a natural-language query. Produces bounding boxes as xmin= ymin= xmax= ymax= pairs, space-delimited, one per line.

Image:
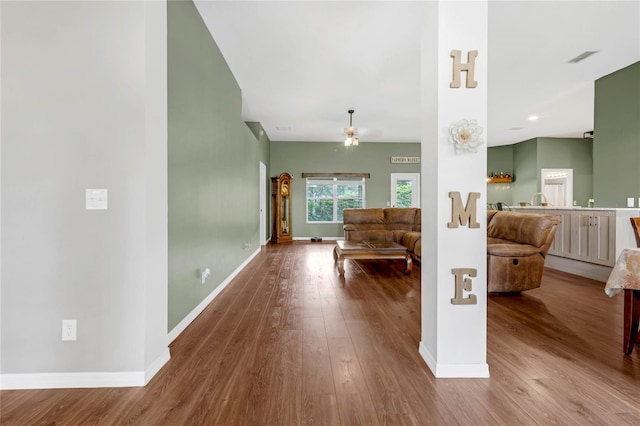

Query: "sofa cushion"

xmin=487 ymin=212 xmax=558 ymax=248
xmin=412 ymin=209 xmax=421 ymax=232
xmin=342 ymin=208 xmax=386 ymax=231
xmin=414 ymin=239 xmax=421 ymax=260
xmin=384 ymin=208 xmax=418 ymax=231
xmin=401 ymin=231 xmax=422 ymax=252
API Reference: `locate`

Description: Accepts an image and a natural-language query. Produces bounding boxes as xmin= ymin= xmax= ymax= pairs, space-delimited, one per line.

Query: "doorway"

xmin=259 ymin=161 xmax=267 ymax=245
xmin=541 ymin=168 xmax=573 ymax=207
xmin=391 ymin=173 xmax=421 ymax=208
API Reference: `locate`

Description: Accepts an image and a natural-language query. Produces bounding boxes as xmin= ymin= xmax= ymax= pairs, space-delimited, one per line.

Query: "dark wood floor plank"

xmin=326 ymin=336 xmax=380 ymax=426
xmin=303 ymin=394 xmax=341 ymax=426
xmin=2 ymin=242 xmax=640 ymax=425
xmin=302 ymin=316 xmax=336 ymax=396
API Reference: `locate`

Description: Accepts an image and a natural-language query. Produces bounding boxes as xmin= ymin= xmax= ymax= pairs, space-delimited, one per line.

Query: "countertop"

xmin=511 ymin=206 xmax=640 ymax=211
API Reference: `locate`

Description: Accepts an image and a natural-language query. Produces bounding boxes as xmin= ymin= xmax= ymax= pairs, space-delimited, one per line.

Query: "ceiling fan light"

xmin=343 ymin=109 xmax=359 ymax=147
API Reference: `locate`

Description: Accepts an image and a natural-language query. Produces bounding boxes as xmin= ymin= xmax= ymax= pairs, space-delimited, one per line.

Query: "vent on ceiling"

xmin=568 ymin=51 xmax=599 ymax=64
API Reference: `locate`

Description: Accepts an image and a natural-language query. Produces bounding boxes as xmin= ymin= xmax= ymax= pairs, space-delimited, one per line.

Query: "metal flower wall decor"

xmin=449 ymin=119 xmax=484 ymax=154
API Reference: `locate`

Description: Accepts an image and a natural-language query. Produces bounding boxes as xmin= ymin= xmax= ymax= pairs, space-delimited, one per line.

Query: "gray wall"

xmin=593 ymin=61 xmax=640 ymax=207
xmin=270 ymin=142 xmax=420 ymax=238
xmin=167 ymin=1 xmax=269 ymax=331
xmin=1 ymin=1 xmax=167 ymax=374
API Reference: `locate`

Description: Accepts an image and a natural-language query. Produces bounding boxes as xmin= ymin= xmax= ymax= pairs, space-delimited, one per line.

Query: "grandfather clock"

xmin=271 ymin=172 xmax=293 ymax=243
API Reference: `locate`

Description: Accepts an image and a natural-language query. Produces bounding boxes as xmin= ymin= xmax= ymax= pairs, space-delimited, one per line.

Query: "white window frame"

xmin=390 ymin=173 xmax=421 ymax=208
xmin=306 ymin=177 xmax=366 ymax=223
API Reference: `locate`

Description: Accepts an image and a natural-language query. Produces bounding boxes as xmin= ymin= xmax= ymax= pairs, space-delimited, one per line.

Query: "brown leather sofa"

xmin=342 ymin=208 xmax=421 ymax=262
xmin=487 ymin=210 xmax=559 ymax=292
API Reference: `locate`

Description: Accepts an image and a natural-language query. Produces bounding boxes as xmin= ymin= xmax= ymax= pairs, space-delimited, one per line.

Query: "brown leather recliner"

xmin=487 ymin=211 xmax=559 ymax=293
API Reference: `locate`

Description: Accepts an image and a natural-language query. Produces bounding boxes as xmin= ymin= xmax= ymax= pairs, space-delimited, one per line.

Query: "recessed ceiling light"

xmin=528 ymin=115 xmax=539 ymax=122
xmin=568 ymin=51 xmax=599 ymax=64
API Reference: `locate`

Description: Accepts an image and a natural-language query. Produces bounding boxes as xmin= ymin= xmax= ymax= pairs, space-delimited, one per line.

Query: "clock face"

xmin=281 ymin=182 xmax=289 ymax=196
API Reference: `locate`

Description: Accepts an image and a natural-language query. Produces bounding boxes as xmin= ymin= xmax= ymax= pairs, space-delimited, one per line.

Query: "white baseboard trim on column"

xmin=167 ymin=247 xmax=261 ymax=344
xmin=419 ymin=342 xmax=490 ymax=378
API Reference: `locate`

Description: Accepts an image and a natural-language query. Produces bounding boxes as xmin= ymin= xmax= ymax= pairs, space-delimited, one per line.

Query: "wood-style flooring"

xmin=2 ymin=241 xmax=640 ymax=425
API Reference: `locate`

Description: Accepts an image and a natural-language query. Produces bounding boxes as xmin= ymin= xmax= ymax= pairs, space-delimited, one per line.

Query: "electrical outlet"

xmin=62 ymin=320 xmax=77 ymax=341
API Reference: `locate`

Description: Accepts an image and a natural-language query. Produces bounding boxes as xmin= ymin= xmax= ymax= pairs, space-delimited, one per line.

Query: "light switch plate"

xmin=86 ymin=189 xmax=108 ymax=210
xmin=628 ymin=198 xmax=635 ymax=208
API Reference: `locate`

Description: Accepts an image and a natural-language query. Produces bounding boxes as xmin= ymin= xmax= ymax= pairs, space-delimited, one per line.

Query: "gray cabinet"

xmin=511 ymin=208 xmax=616 ymax=267
xmin=572 ymin=210 xmax=615 ymax=266
xmin=551 ymin=209 xmax=574 ymax=258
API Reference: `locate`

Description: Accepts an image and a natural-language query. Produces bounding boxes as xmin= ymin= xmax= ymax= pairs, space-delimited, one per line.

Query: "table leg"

xmin=337 ymin=255 xmax=345 ymax=276
xmin=623 ymin=289 xmax=640 ymax=355
xmin=404 ymin=255 xmax=413 ymax=274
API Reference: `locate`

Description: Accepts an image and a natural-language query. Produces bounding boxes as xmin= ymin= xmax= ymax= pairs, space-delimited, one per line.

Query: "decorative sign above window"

xmin=390 ymin=157 xmax=421 ymax=164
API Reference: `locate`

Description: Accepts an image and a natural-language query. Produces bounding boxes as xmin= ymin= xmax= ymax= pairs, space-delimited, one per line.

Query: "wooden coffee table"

xmin=333 ymin=240 xmax=412 ymax=276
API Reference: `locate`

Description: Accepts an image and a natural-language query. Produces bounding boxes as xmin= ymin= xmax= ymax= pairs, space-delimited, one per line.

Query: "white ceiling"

xmin=194 ymin=1 xmax=640 ymax=146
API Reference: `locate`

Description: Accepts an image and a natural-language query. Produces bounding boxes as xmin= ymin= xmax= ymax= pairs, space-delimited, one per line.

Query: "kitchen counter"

xmin=510 ymin=206 xmax=640 ymax=281
xmin=511 ymin=206 xmax=640 ymax=211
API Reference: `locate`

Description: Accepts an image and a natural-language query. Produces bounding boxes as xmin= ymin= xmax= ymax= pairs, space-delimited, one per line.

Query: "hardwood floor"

xmin=2 ymin=241 xmax=640 ymax=425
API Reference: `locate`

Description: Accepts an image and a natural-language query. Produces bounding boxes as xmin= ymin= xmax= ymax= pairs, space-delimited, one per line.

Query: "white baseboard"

xmin=545 ymin=255 xmax=611 ymax=282
xmin=0 ymin=248 xmax=262 ymax=391
xmin=167 ymin=247 xmax=261 ymax=343
xmin=0 ymin=348 xmax=171 ymax=390
xmin=419 ymin=342 xmax=490 ymax=378
xmin=1 ymin=371 xmax=144 ymax=390
xmin=145 ymin=347 xmax=171 ymax=385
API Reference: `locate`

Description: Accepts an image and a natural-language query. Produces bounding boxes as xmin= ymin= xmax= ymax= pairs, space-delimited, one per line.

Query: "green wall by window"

xmin=270 ymin=142 xmax=420 ymax=238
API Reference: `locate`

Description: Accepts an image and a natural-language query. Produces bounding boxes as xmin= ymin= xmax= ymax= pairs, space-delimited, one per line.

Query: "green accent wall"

xmin=168 ymin=1 xmax=269 ymax=331
xmin=488 ymin=137 xmax=593 ymax=207
xmin=537 ymin=137 xmax=593 ymax=207
xmin=512 ymin=138 xmax=538 ymax=206
xmin=487 ymin=144 xmax=514 ymax=205
xmin=270 ymin=142 xmax=420 ymax=238
xmin=593 ymin=61 xmax=640 ymax=207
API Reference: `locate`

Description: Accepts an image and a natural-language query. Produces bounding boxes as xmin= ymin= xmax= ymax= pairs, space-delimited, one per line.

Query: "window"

xmin=306 ymin=177 xmax=365 ymax=223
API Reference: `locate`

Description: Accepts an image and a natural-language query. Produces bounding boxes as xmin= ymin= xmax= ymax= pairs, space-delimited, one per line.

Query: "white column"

xmin=420 ymin=1 xmax=489 ymax=378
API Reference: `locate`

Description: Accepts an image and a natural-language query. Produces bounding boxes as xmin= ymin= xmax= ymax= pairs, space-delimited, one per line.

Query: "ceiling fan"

xmin=344 ymin=109 xmax=359 ymax=146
